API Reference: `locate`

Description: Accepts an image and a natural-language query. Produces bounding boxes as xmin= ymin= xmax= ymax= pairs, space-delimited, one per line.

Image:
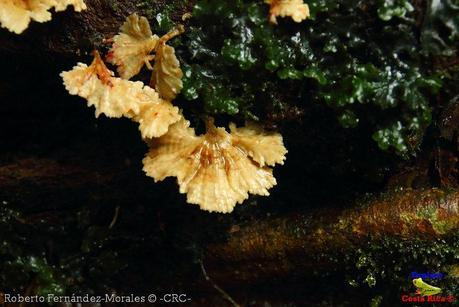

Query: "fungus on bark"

xmin=106 ymin=13 xmax=159 ymax=80
xmin=143 ymin=118 xmax=287 ymax=213
xmin=60 ymin=51 xmax=180 ymax=138
xmin=107 ymin=13 xmax=184 ymax=101
xmin=61 ymin=13 xmax=288 ymax=214
xmin=265 ymin=0 xmax=310 ymax=24
xmin=0 ymin=0 xmax=86 ymax=34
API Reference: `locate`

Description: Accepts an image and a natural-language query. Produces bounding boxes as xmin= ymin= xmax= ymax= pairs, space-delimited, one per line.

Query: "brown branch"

xmin=204 ymin=189 xmax=459 ymax=285
xmin=1 ymin=157 xmax=458 ymax=287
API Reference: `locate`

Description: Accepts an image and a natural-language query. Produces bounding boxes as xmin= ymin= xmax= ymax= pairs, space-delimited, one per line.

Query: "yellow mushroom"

xmin=143 ymin=118 xmax=287 ymax=213
xmin=265 ymin=0 xmax=310 ymax=24
xmin=0 ymin=0 xmax=86 ymax=34
xmin=60 ymin=51 xmax=181 ymax=138
xmin=107 ymin=13 xmax=160 ymax=80
xmin=108 ymin=13 xmax=184 ymax=101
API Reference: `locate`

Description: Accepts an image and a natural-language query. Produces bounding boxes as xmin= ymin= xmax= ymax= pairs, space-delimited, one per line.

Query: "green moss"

xmin=135 ymin=0 xmax=193 ymax=34
xmin=323 ymin=234 xmax=459 ymax=304
xmin=377 ymin=0 xmax=414 ymax=21
xmin=171 ymin=0 xmax=453 ymax=155
xmin=421 ymin=0 xmax=459 ymax=57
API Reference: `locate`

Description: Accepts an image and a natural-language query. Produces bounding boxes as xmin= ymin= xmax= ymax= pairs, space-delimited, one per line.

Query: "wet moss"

xmin=335 ymin=235 xmax=459 ymax=305
xmin=170 ymin=0 xmax=457 ymax=156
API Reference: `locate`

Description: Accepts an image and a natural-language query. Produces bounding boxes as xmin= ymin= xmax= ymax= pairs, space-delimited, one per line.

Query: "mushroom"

xmin=60 ymin=51 xmax=180 ymax=138
xmin=0 ymin=0 xmax=86 ymax=34
xmin=107 ymin=13 xmax=184 ymax=101
xmin=106 ymin=13 xmax=160 ymax=80
xmin=143 ymin=118 xmax=287 ymax=213
xmin=265 ymin=0 xmax=310 ymax=24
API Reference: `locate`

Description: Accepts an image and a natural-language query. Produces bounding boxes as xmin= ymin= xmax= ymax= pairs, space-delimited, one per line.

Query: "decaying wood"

xmin=0 ymin=157 xmax=113 ymax=187
xmin=1 ymin=156 xmax=458 ymax=286
xmin=204 ymin=189 xmax=459 ymax=284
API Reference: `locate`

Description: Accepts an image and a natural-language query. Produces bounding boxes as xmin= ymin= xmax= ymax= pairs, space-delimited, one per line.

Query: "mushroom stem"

xmin=204 ymin=117 xmax=216 ymax=133
xmin=159 ymin=24 xmax=185 ymax=45
xmin=90 ymin=50 xmax=113 ymax=86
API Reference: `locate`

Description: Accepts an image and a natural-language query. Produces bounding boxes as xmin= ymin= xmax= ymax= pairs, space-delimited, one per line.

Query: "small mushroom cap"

xmin=60 ymin=52 xmax=180 ymax=138
xmin=54 ymin=0 xmax=86 ymax=12
xmin=230 ymin=122 xmax=288 ymax=167
xmin=61 ymin=56 xmax=138 ymax=118
xmin=0 ymin=0 xmax=86 ymax=34
xmin=265 ymin=0 xmax=310 ymax=24
xmin=107 ymin=13 xmax=159 ymax=80
xmin=143 ymin=119 xmax=287 ymax=213
xmin=0 ymin=0 xmax=52 ymax=34
xmin=151 ymin=43 xmax=184 ymax=101
xmin=131 ymin=87 xmax=181 ymax=139
xmin=107 ymin=14 xmax=184 ymax=100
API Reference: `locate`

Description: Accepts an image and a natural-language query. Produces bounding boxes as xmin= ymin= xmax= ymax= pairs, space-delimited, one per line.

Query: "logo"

xmin=413 ymin=278 xmax=442 ymax=296
xmin=401 ymin=272 xmax=456 ymax=304
xmin=411 ymin=272 xmax=444 ymax=280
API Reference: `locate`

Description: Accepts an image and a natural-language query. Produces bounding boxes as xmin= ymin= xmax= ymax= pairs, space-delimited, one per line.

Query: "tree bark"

xmin=1 ymin=156 xmax=458 ymax=286
xmin=204 ymin=189 xmax=459 ymax=284
xmin=0 ymin=0 xmax=193 ymax=57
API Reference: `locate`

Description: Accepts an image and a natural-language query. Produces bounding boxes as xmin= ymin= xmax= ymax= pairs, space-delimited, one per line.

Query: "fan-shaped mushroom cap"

xmin=55 ymin=0 xmax=86 ymax=12
xmin=107 ymin=13 xmax=159 ymax=80
xmin=108 ymin=14 xmax=185 ymax=100
xmin=230 ymin=122 xmax=287 ymax=167
xmin=0 ymin=0 xmax=86 ymax=34
xmin=265 ymin=0 xmax=310 ymax=24
xmin=143 ymin=118 xmax=287 ymax=213
xmin=132 ymin=87 xmax=183 ymax=139
xmin=60 ymin=52 xmax=180 ymax=138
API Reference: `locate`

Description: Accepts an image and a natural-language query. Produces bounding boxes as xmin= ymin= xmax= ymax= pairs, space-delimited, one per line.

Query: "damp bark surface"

xmin=1 ymin=155 xmax=458 ymax=285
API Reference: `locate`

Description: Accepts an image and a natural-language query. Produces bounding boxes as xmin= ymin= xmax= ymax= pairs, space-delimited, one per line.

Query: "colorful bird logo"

xmin=413 ymin=278 xmax=442 ymax=296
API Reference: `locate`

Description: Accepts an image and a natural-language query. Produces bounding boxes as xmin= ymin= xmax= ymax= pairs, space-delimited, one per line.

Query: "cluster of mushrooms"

xmin=1 ymin=0 xmax=312 ymax=213
xmin=61 ymin=14 xmax=287 ymax=213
